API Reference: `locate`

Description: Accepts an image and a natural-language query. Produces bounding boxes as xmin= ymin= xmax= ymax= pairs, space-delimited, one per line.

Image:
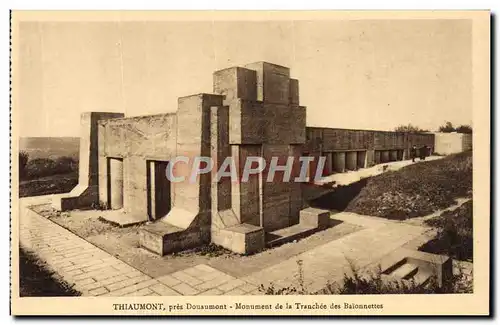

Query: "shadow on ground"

xmin=308 ymin=178 xmax=368 ymax=211
xmin=19 ymin=247 xmax=80 ymax=297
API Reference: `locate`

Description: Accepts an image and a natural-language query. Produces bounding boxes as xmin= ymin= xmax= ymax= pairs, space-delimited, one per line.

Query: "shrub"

xmin=259 ymin=259 xmax=472 ymax=295
xmin=438 ymin=121 xmax=456 ymax=133
xmin=25 ymin=156 xmax=78 ymax=180
xmin=394 ymin=124 xmax=429 ymax=132
xmin=420 ymin=200 xmax=473 ymax=261
xmin=19 ymin=151 xmax=29 ymax=180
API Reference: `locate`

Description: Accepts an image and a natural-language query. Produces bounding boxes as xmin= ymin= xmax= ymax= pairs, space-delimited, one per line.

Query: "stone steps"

xmin=382 ymin=261 xmax=433 ymax=287
xmin=391 ymin=263 xmax=419 ymax=280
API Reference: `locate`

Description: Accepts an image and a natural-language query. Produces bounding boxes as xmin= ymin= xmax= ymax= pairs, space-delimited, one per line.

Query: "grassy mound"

xmin=19 ymin=171 xmax=78 ymax=198
xmin=345 ymin=151 xmax=472 ymax=219
xmin=420 ymin=200 xmax=473 ymax=261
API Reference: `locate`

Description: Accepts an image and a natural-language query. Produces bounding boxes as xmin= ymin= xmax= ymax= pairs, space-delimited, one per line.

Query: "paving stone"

xmin=93 ymin=269 xmax=128 ymax=281
xmin=224 ymin=288 xmax=246 ymax=295
xmin=51 ymin=260 xmax=73 ymax=268
xmin=88 ymin=287 xmax=109 ymax=296
xmin=238 ymin=283 xmax=259 ymax=293
xmin=198 ymin=270 xmax=228 ymax=282
xmin=106 ymin=279 xmax=158 ymax=296
xmin=80 ymin=281 xmax=104 ymax=291
xmin=198 ymin=288 xmax=223 ymax=296
xmin=72 ymin=266 xmax=117 ymax=281
xmin=172 ymin=283 xmax=199 ymax=296
xmin=217 ymin=279 xmax=246 ymax=292
xmin=194 ymin=264 xmax=217 ymax=273
xmin=76 ymin=278 xmax=96 ymax=286
xmin=105 ymin=275 xmax=152 ymax=292
xmin=183 ymin=267 xmax=207 ymax=279
xmin=65 ymin=269 xmax=84 ymax=276
xmin=156 ymin=274 xmax=181 ymax=287
xmin=171 ymin=271 xmax=203 ymax=286
xmin=124 ymin=270 xmax=145 ymax=278
xmin=82 ymin=261 xmax=117 ymax=272
xmin=100 ymin=274 xmax=129 ymax=286
xmin=196 ymin=274 xmax=234 ymax=291
xmin=125 ymin=288 xmax=154 ymax=297
xmin=149 ymin=283 xmax=181 ymax=296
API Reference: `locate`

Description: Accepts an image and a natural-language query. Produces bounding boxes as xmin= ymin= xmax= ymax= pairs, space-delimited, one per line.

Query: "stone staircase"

xmin=382 ymin=260 xmax=432 ymax=287
xmin=378 ymin=248 xmax=452 ymax=287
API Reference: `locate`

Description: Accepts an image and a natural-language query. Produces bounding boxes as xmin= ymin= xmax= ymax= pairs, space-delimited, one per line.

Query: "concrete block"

xmin=300 ymin=207 xmax=330 ymax=230
xmin=289 ymin=78 xmax=299 ymax=104
xmin=175 ymin=94 xmax=223 ymax=216
xmin=139 ymin=221 xmax=210 ymax=256
xmin=345 ymin=151 xmax=357 ymax=170
xmin=434 ymin=132 xmax=469 ymax=155
xmin=211 ymin=224 xmax=265 ymax=255
xmin=366 ymin=149 xmax=375 ymax=167
xmin=213 ymin=67 xmax=257 ymax=102
xmin=244 ymin=62 xmax=290 ymax=104
xmin=57 ymin=112 xmax=124 ymax=211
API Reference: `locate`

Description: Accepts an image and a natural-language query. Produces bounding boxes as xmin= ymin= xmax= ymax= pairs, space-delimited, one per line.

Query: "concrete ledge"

xmin=139 ymin=222 xmax=210 ymax=256
xmin=211 ymin=223 xmax=265 ymax=255
xmin=300 ymin=207 xmax=330 ymax=230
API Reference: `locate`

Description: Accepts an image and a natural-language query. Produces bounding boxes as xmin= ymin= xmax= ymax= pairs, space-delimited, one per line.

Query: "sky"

xmin=15 ymin=18 xmax=472 ymax=137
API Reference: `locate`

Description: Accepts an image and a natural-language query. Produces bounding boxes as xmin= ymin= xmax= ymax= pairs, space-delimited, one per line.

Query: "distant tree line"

xmin=394 ymin=124 xmax=429 ymax=133
xmin=437 ymin=121 xmax=472 ymax=134
xmin=394 ymin=122 xmax=472 ymax=134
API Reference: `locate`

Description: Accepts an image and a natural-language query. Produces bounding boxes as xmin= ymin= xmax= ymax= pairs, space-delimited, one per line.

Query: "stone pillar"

xmin=397 ymin=150 xmax=404 ymax=161
xmin=56 ymin=111 xmax=124 ymax=211
xmin=333 ymin=152 xmax=346 ymax=173
xmin=345 ymin=151 xmax=357 ymax=170
xmin=325 ymin=152 xmax=333 ymax=175
xmin=390 ymin=150 xmax=398 ymax=161
xmin=109 ymin=158 xmax=124 ymax=210
xmin=357 ymin=151 xmax=367 ymax=169
xmin=381 ymin=150 xmax=390 ymax=163
xmin=148 ymin=161 xmax=156 ymax=218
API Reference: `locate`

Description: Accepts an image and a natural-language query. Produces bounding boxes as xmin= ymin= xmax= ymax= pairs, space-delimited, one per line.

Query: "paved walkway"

xmin=19 ymin=196 xmax=259 ymax=296
xmin=316 ymin=156 xmax=443 ymax=187
xmin=242 ymin=212 xmax=428 ymax=293
xmin=19 ymin=195 xmax=428 ymax=296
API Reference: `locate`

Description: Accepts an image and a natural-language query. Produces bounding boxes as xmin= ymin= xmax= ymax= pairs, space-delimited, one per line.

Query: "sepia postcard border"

xmin=9 ymin=10 xmax=491 ymax=316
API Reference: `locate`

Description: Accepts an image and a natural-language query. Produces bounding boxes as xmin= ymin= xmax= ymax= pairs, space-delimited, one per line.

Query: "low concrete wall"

xmin=434 ymin=132 xmax=472 ymax=155
xmin=305 ymin=127 xmax=435 ymax=168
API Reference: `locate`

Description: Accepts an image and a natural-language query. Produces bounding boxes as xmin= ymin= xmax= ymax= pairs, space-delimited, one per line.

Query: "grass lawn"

xmin=19 ymin=247 xmax=80 ymax=297
xmin=419 ymin=199 xmax=473 ymax=261
xmin=19 ymin=171 xmax=78 ymax=198
xmin=344 ymin=151 xmax=472 ymax=220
